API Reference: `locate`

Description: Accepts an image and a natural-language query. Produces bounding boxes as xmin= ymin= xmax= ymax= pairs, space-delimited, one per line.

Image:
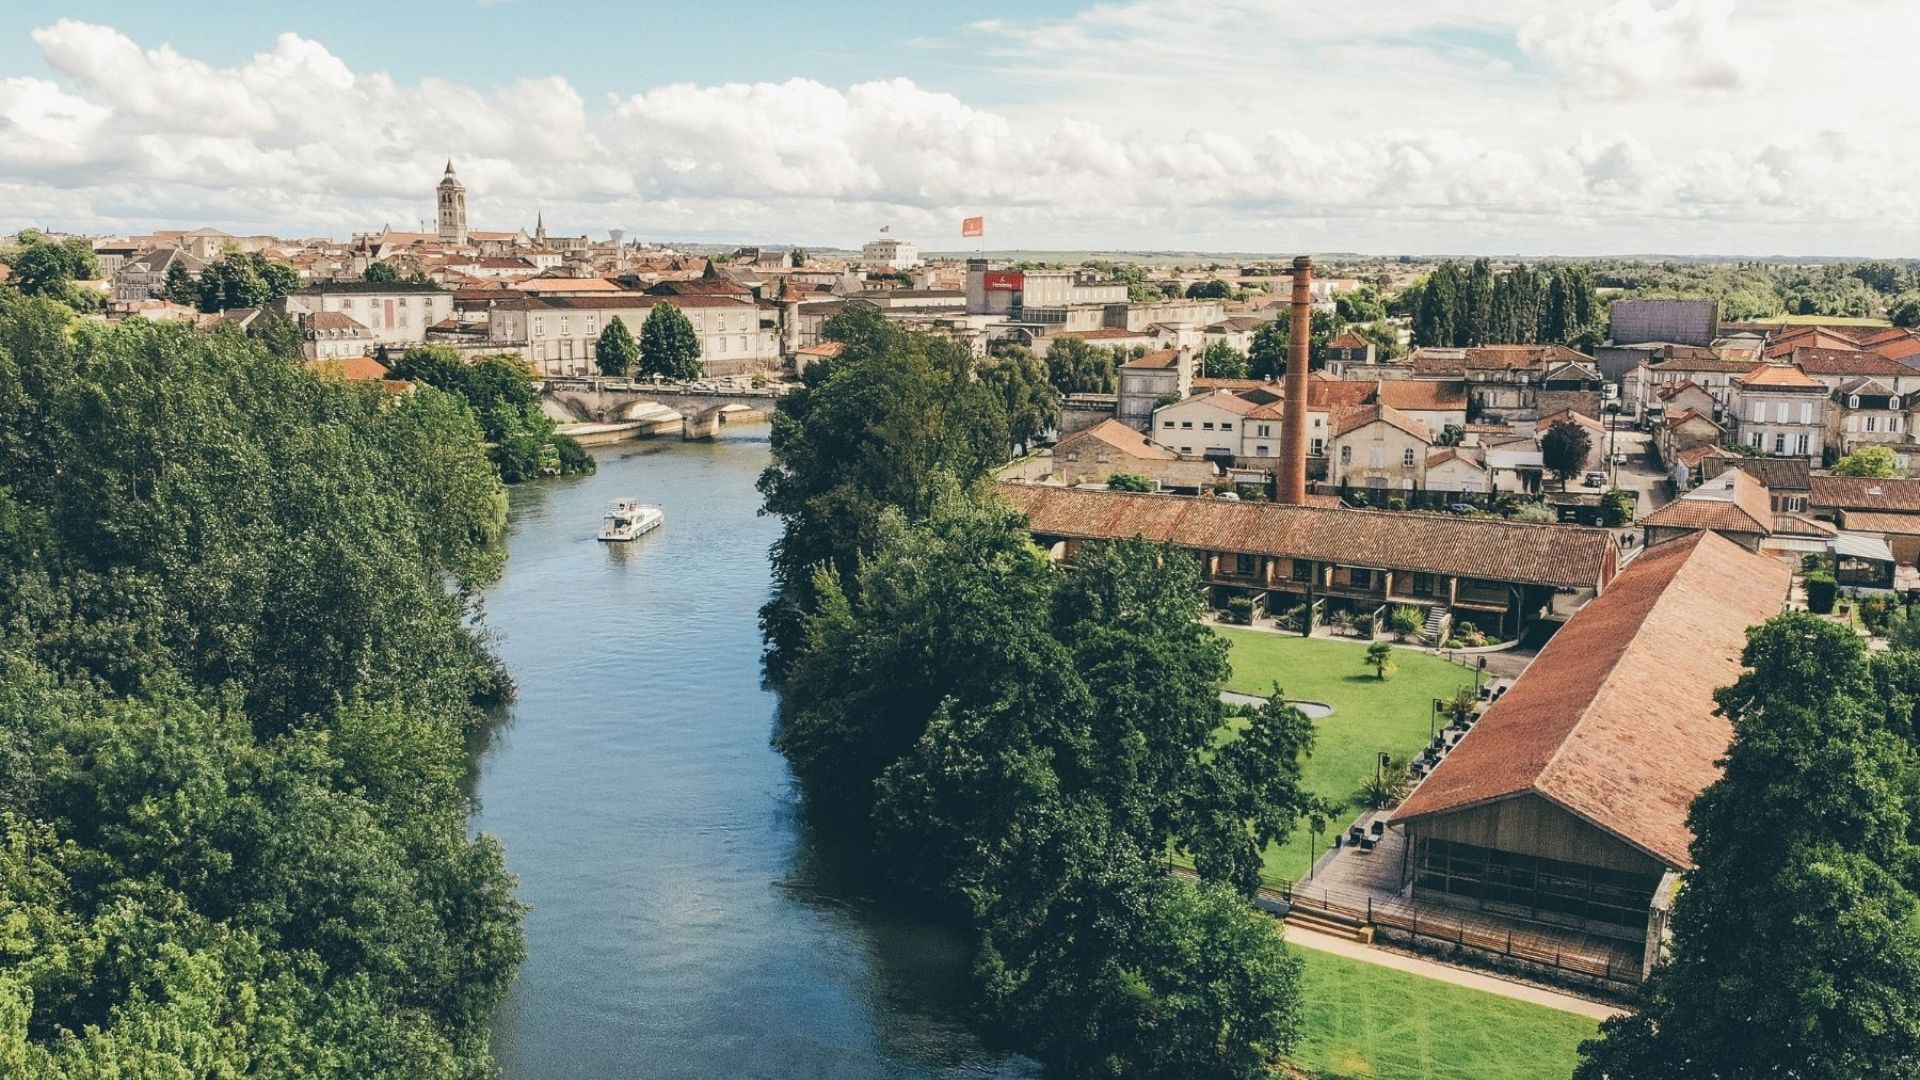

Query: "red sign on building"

xmin=983 ymin=270 xmax=1023 ymax=292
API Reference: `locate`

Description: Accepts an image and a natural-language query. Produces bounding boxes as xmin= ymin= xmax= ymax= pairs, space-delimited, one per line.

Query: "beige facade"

xmin=284 ymin=283 xmax=451 ymax=347
xmin=489 ymin=296 xmax=778 ymax=377
xmin=1331 ymin=412 xmax=1432 ymax=492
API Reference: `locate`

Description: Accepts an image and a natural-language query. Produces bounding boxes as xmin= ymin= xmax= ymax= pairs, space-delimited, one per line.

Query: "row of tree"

xmin=158 ymin=251 xmax=304 ymax=313
xmin=758 ymin=311 xmax=1319 ymax=1077
xmin=0 ymin=296 xmax=524 ymax=1075
xmin=1400 ymin=259 xmax=1606 ymax=350
xmin=387 ymin=346 xmax=595 ymax=482
xmin=590 ymin=305 xmax=702 ymax=382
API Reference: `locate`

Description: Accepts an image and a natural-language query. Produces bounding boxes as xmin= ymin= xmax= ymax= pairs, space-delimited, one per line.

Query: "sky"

xmin=1 ymin=0 xmax=1917 ymax=256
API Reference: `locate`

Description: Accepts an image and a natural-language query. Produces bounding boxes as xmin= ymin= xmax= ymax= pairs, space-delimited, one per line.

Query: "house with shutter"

xmin=1728 ymin=365 xmax=1827 ymax=460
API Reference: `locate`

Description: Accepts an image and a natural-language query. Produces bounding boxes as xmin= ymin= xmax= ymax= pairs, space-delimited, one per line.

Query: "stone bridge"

xmin=540 ymin=379 xmax=789 ymax=439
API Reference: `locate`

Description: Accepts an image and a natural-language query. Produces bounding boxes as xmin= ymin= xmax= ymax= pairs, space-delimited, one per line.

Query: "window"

xmin=1181 ymin=421 xmax=1193 ymax=429
xmin=1774 ymin=433 xmax=1787 ymax=454
xmin=1800 ymin=401 xmax=1813 ymax=424
xmin=1403 ymin=448 xmax=1417 ymax=468
xmin=1851 ymin=395 xmax=1861 ymax=409
xmin=1220 ymin=422 xmax=1233 ymax=431
xmin=1750 ymin=430 xmax=1764 ymax=448
xmin=1202 ymin=422 xmax=1215 ymax=430
xmin=1162 ymin=420 xmax=1174 ymax=429
xmin=1776 ymin=401 xmax=1789 ymax=423
xmin=716 ymin=337 xmax=728 ymax=353
xmin=560 ymin=318 xmax=570 ymax=336
xmin=1412 ymin=572 xmax=1433 ymax=596
xmin=1749 ymin=402 xmax=1764 ymax=423
xmin=1896 ymin=417 xmax=1905 ymax=433
xmin=586 ymin=316 xmax=597 ymax=334
xmin=1257 ymin=424 xmax=1272 ymax=437
xmin=1868 ymin=416 xmax=1879 ymax=432
xmin=1349 ymin=568 xmax=1373 ymax=589
xmin=1257 ymin=444 xmax=1270 ymax=455
xmin=533 ymin=317 xmax=545 ymax=338
xmin=1291 ymin=560 xmax=1313 ymax=582
xmin=1340 ymin=445 xmax=1352 ymax=464
xmin=1235 ymin=554 xmax=1257 ymax=576
xmin=1064 ymin=451 xmax=1079 ymax=462
xmin=1797 ymin=433 xmax=1810 ymax=455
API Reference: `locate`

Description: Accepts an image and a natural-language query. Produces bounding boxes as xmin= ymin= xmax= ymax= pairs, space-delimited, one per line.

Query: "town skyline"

xmin=4 ymin=1 xmax=1920 ymax=255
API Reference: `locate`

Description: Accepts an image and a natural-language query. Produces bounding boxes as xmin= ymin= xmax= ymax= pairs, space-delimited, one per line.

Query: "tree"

xmin=1541 ymin=419 xmax=1593 ymax=482
xmin=161 ymin=258 xmax=200 ymax=305
xmin=249 ymin=311 xmax=305 ymax=360
xmin=1832 ymin=445 xmax=1902 ymax=478
xmin=362 ymin=261 xmax=400 ymax=283
xmin=1577 ymin=614 xmax=1920 ymax=1079
xmin=1890 ymin=291 xmax=1920 ymax=328
xmin=1199 ymin=339 xmax=1249 ymax=379
xmin=638 ymin=303 xmax=702 ymax=381
xmin=389 ymin=347 xmax=593 ymax=482
xmin=0 ymin=307 xmax=524 ymax=1075
xmin=1335 ymin=288 xmax=1387 ymax=324
xmin=1186 ymin=278 xmax=1231 ymax=300
xmin=978 ymin=346 xmax=1059 ymax=454
xmin=5 ymin=232 xmax=99 ymax=298
xmin=1364 ymin=640 xmax=1396 ymax=679
xmin=595 ymin=317 xmax=640 ymax=377
xmin=1043 ymin=335 xmax=1119 ymax=394
xmin=790 ymin=247 xmax=810 ymax=267
xmin=196 ymin=252 xmax=300 ymax=313
xmin=1247 ymin=309 xmax=1341 ymax=379
xmin=1106 ymin=472 xmax=1154 ymax=492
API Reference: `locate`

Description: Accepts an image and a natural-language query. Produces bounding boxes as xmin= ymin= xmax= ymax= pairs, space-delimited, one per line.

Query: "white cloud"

xmin=2 ymin=11 xmax=1920 ymax=254
xmin=1518 ymin=0 xmax=1767 ymax=99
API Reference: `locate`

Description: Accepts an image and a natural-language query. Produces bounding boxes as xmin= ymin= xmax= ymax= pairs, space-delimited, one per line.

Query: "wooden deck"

xmin=1277 ymin=817 xmax=1645 ymax=987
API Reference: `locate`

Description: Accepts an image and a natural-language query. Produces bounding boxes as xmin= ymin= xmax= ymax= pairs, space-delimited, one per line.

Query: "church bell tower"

xmin=437 ymin=161 xmax=468 ymax=245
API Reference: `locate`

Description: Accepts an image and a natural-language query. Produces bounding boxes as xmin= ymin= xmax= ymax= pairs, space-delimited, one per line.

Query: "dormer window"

xmin=1850 ymin=395 xmax=1860 ymax=409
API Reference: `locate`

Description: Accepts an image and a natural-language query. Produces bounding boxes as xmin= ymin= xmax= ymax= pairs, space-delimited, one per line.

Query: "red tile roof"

xmin=1810 ymin=475 xmax=1920 ymax=513
xmin=997 ymin=482 xmax=1617 ymax=589
xmin=1373 ymin=379 xmax=1467 ymax=411
xmin=1788 ymin=347 xmax=1912 ymax=377
xmin=1839 ymin=511 xmax=1920 ymax=536
xmin=1333 ymin=402 xmax=1433 ymax=442
xmin=1393 ymin=530 xmax=1791 ymax=870
xmin=1121 ymin=348 xmax=1182 ymax=370
xmin=1640 ymin=469 xmax=1772 ymax=535
xmin=1056 ymin=419 xmax=1179 ymax=461
xmin=1738 ymin=364 xmax=1823 ymax=389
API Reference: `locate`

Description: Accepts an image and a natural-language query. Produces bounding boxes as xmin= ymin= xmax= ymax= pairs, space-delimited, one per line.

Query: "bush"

xmin=1106 ymin=472 xmax=1155 ymax=493
xmin=1390 ymin=605 xmax=1424 ymax=640
xmin=1600 ymin=488 xmax=1636 ymax=527
xmin=1805 ymin=571 xmax=1839 ymax=614
xmin=1353 ymin=612 xmax=1375 ymax=638
xmin=551 ymin=433 xmax=597 ymax=476
xmin=1859 ymin=592 xmax=1896 ymax=633
xmin=1224 ymin=595 xmax=1257 ymax=625
xmin=1387 ymin=497 xmax=1407 ymax=511
xmin=1358 ymin=759 xmax=1412 ymax=809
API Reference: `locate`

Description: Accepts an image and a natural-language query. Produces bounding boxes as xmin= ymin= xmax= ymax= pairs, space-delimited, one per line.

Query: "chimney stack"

xmin=1276 ymin=255 xmax=1314 ymax=505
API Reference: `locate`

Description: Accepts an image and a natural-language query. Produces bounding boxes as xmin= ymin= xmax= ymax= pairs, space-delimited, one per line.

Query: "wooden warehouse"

xmin=1391 ymin=530 xmax=1790 ymax=954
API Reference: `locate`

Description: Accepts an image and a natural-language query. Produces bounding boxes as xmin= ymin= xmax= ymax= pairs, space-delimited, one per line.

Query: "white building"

xmin=281 ymin=282 xmax=452 ymax=346
xmin=489 ymin=295 xmax=778 ymax=377
xmin=861 ymin=237 xmax=921 ymax=270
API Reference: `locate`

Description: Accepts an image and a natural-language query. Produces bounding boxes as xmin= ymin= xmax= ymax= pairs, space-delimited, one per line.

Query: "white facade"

xmin=489 ymin=297 xmax=778 ymax=377
xmin=861 ymin=238 xmax=922 ymax=269
xmin=285 ymin=285 xmax=451 ymax=346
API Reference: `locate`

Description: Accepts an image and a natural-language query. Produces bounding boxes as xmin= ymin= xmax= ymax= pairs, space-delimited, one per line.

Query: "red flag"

xmin=961 ymin=216 xmax=984 ymax=238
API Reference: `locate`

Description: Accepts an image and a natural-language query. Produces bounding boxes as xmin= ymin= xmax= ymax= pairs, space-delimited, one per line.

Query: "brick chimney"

xmin=1276 ymin=255 xmax=1313 ymax=504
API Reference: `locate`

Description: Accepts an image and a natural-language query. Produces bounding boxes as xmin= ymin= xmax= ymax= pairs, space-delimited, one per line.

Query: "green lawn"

xmin=1289 ymin=947 xmax=1597 ymax=1080
xmin=1217 ymin=630 xmax=1477 ymax=887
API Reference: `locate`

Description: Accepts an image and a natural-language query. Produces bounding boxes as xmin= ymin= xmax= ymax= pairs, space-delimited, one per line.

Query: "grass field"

xmin=1217 ymin=630 xmax=1478 ymax=886
xmin=1288 ymin=947 xmax=1598 ymax=1080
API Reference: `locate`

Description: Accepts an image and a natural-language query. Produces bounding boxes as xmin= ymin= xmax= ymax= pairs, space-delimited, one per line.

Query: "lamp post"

xmin=1430 ymin=697 xmax=1443 ymax=741
xmin=1477 ymin=655 xmax=1488 ymax=693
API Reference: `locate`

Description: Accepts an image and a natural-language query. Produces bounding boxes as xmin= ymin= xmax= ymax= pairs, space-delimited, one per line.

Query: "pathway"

xmin=1283 ymin=923 xmax=1627 ymax=1021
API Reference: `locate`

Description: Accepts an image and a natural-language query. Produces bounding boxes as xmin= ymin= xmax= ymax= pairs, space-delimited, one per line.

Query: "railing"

xmin=1273 ymin=880 xmax=1644 ymax=987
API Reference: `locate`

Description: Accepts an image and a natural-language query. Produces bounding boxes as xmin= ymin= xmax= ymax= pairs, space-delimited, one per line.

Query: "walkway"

xmin=1283 ymin=922 xmax=1626 ymax=1021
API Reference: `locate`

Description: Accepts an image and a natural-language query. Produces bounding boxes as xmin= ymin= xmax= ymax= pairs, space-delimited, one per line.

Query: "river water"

xmin=471 ymin=432 xmax=1042 ymax=1080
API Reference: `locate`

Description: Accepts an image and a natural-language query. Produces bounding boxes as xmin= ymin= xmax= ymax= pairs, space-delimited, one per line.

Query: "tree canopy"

xmin=978 ymin=345 xmax=1059 ymax=453
xmin=0 ymin=298 xmax=523 ymax=1076
xmin=1043 ymin=335 xmax=1120 ymax=395
xmin=1404 ymin=259 xmax=1604 ymax=349
xmin=1541 ymin=419 xmax=1593 ymax=481
xmin=388 ymin=346 xmax=594 ymax=482
xmin=595 ymin=317 xmax=641 ymax=377
xmin=638 ymin=303 xmax=702 ymax=381
xmin=1578 ymin=613 xmax=1920 ymax=1079
xmin=1831 ymin=445 xmax=1902 ymax=478
xmin=196 ymin=252 xmax=302 ymax=313
xmin=1200 ymin=339 xmax=1249 ymax=379
xmin=3 ymin=233 xmax=101 ymax=311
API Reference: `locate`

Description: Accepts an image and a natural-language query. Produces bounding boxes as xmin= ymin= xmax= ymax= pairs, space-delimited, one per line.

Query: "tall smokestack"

xmin=1277 ymin=255 xmax=1314 ymax=505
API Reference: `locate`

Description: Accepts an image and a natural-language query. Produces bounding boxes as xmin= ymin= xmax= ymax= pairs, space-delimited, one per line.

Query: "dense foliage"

xmin=762 ymin=316 xmax=1319 ymax=1077
xmin=387 ymin=346 xmax=594 ymax=483
xmin=595 ymin=317 xmax=641 ymax=377
xmin=1247 ymin=310 xmax=1343 ymax=378
xmin=978 ymin=345 xmax=1059 ymax=453
xmin=1043 ymin=334 xmax=1122 ymax=394
xmin=757 ymin=307 xmax=1008 ymax=672
xmin=1541 ymin=419 xmax=1593 ymax=481
xmin=1594 ymin=260 xmax=1920 ymax=322
xmin=1199 ymin=339 xmax=1249 ymax=379
xmin=1578 ymin=614 xmax=1920 ymax=1078
xmin=0 ymin=298 xmax=523 ymax=1076
xmin=2 ymin=233 xmax=101 ymax=311
xmin=638 ymin=303 xmax=702 ymax=381
xmin=195 ymin=252 xmax=302 ymax=313
xmin=1400 ymin=259 xmax=1604 ymax=350
xmin=1830 ymin=445 xmax=1901 ymax=478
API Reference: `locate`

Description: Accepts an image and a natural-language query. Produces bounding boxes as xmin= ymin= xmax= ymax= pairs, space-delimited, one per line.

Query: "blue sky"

xmin=2 ymin=1 xmax=1918 ymax=255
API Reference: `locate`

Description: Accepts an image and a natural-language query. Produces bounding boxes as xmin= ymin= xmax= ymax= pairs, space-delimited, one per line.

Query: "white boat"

xmin=598 ymin=499 xmax=664 ymax=542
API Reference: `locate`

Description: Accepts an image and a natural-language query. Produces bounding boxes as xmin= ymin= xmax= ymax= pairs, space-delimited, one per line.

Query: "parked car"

xmin=1612 ymin=452 xmax=1629 ymax=465
xmin=1445 ymin=502 xmax=1477 ymax=515
xmin=1583 ymin=471 xmax=1608 ymax=488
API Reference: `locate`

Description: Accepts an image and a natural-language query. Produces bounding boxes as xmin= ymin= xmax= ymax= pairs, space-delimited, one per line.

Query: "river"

xmin=470 ymin=432 xmax=1043 ymax=1080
